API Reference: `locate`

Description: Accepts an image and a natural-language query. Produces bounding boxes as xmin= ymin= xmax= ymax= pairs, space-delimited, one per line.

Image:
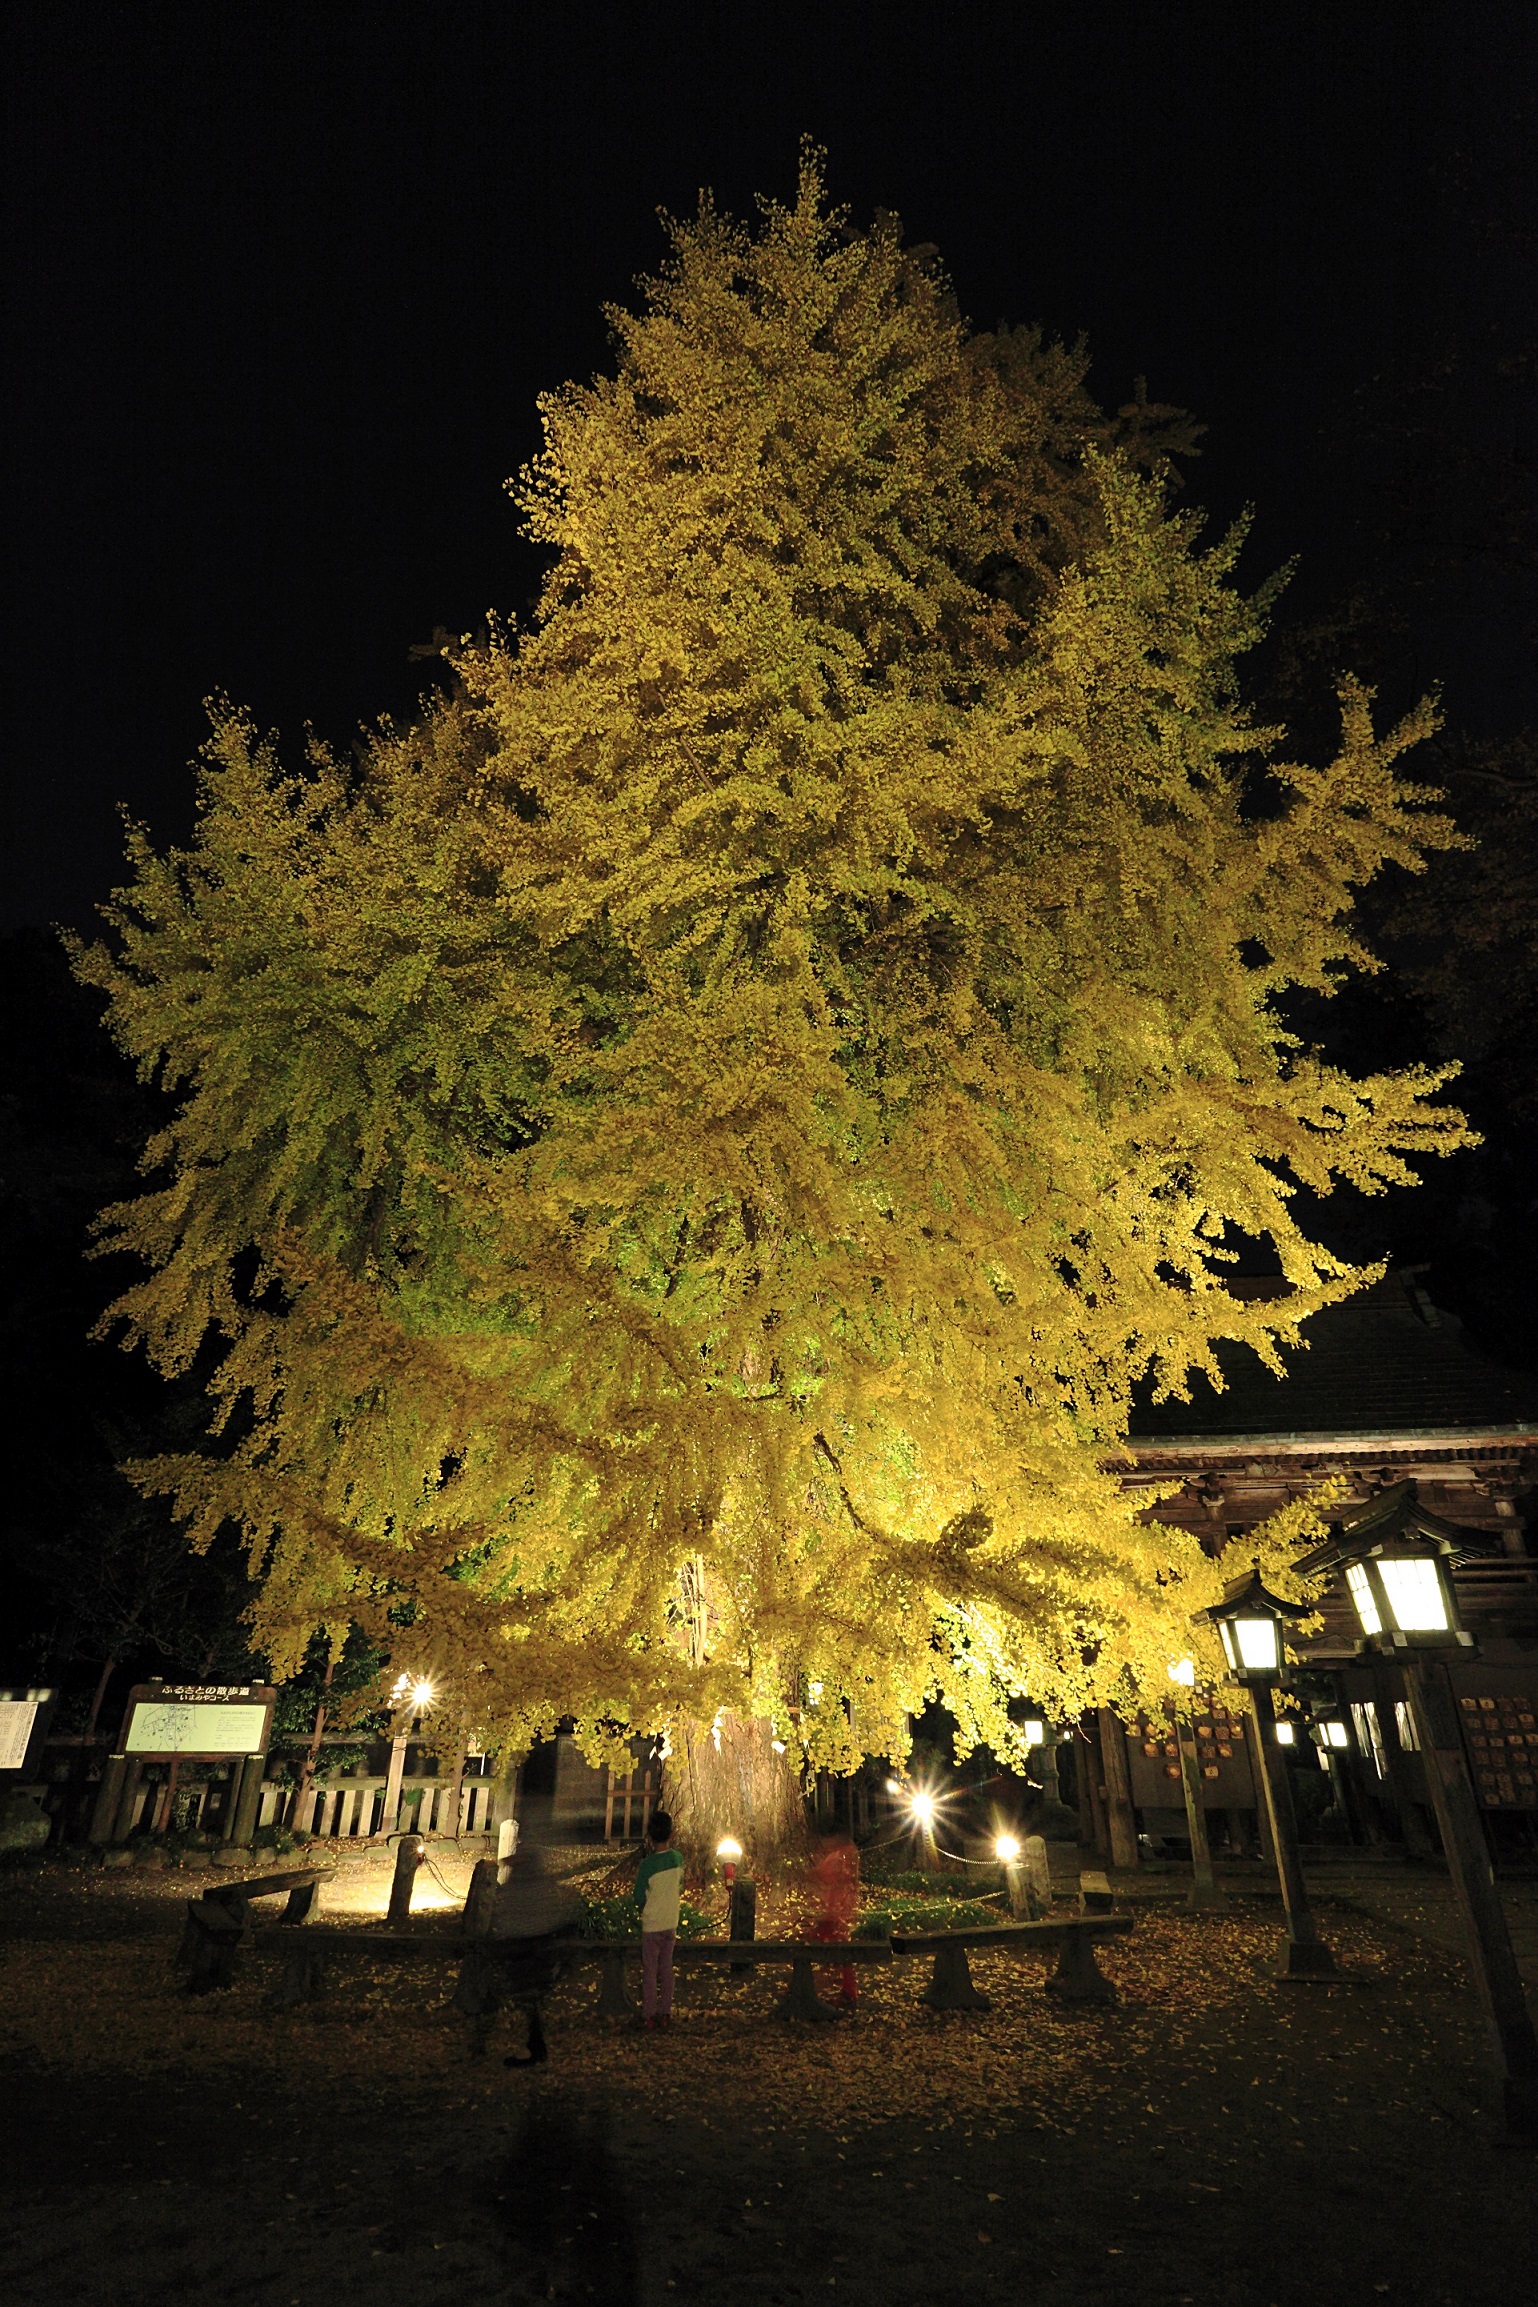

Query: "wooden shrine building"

xmin=1093 ymin=1269 xmax=1538 ymax=1860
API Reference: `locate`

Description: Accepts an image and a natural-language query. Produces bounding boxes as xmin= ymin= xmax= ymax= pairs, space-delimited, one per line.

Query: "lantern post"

xmin=1194 ymin=1570 xmax=1336 ymax=1978
xmin=1167 ymin=1658 xmax=1226 ymax=1912
xmin=1299 ymin=1486 xmax=1538 ymax=2137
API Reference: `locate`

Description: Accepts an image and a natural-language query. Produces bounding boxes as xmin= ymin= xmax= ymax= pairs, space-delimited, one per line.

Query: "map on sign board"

xmin=125 ymin=1701 xmax=271 ymax=1756
xmin=0 ymin=1701 xmax=39 ymax=1770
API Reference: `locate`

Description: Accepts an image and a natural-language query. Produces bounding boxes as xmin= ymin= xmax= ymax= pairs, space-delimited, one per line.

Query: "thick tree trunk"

xmin=665 ymin=1713 xmax=810 ymax=1881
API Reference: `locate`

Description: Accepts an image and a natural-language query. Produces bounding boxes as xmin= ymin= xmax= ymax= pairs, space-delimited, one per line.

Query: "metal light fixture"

xmin=1194 ymin=1567 xmax=1314 ymax=1685
xmin=994 ymin=1832 xmax=1021 ymax=1863
xmin=716 ymin=1834 xmax=743 ymax=1892
xmin=1295 ymin=1482 xmax=1485 ymax=1656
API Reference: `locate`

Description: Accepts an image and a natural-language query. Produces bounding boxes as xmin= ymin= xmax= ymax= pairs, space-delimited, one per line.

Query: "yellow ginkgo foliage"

xmin=75 ymin=157 xmax=1467 ymax=1840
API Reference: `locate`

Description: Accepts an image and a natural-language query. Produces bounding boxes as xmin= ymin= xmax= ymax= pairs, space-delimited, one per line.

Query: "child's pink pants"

xmin=642 ymin=1928 xmax=675 ymax=2018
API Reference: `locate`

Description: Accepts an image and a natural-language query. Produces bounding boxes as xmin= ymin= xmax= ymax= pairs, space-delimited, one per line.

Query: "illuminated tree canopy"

xmin=76 ymin=158 xmax=1468 ymax=1793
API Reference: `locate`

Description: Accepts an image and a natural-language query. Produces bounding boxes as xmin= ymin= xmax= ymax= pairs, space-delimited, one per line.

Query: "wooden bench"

xmin=178 ymin=1866 xmax=333 ymax=1994
xmin=587 ymin=1935 xmax=894 ymax=2022
xmin=242 ymin=1926 xmax=894 ymax=2020
xmin=890 ymin=1915 xmax=1134 ymax=2009
xmin=220 ymin=1915 xmax=1129 ymax=2022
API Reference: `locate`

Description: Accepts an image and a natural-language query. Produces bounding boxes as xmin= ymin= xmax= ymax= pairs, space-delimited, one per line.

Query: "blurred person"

xmin=456 ymin=1841 xmax=580 ymax=2064
xmin=809 ymin=1827 xmax=860 ymax=2009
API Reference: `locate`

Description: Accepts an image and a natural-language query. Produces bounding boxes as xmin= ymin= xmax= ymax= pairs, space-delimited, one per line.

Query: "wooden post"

xmin=1096 ymin=1709 xmax=1140 ymax=1871
xmin=154 ymin=1755 xmax=182 ymax=1838
xmin=229 ymin=1754 xmax=265 ymax=1847
xmin=219 ymin=1757 xmax=247 ymax=1844
xmin=1402 ymin=1662 xmax=1538 ymax=2137
xmin=89 ymin=1753 xmax=128 ymax=1845
xmin=387 ymin=1834 xmax=424 ymax=1927
xmin=1173 ymin=1708 xmax=1225 ymax=1910
xmin=1371 ymin=1661 xmax=1437 ymax=1857
xmin=1248 ymin=1684 xmax=1335 ymax=1979
xmin=1075 ymin=1716 xmax=1110 ymax=1858
xmin=729 ymin=1876 xmax=758 ymax=1972
xmin=1238 ymin=1707 xmax=1277 ymax=1867
xmin=112 ymin=1755 xmax=145 ymax=1842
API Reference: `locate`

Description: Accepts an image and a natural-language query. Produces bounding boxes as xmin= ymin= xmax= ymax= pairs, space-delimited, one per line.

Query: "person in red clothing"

xmin=808 ymin=1828 xmax=860 ymax=2009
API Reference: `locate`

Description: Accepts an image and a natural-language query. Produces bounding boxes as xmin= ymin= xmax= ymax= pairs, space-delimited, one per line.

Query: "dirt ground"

xmin=1 ymin=1857 xmax=1534 ymax=2307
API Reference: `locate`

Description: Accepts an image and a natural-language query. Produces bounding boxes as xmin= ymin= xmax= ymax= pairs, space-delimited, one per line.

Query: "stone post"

xmin=382 ymin=1733 xmax=408 ymax=1835
xmin=388 ymin=1834 xmax=424 ymax=1927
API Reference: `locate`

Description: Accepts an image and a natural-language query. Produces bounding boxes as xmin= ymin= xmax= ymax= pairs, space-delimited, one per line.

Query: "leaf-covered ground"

xmin=2 ymin=1856 xmax=1534 ymax=2306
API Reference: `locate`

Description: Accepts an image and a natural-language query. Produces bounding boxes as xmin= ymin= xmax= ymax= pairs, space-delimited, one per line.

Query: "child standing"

xmin=809 ymin=1828 xmax=861 ymax=2008
xmin=633 ymin=1809 xmax=684 ymax=2029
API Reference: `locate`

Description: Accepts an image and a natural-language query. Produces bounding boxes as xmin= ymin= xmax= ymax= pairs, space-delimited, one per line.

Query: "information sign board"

xmin=0 ymin=1701 xmax=40 ymax=1771
xmin=0 ymin=1689 xmax=57 ymax=1776
xmin=122 ymin=1683 xmax=275 ymax=1760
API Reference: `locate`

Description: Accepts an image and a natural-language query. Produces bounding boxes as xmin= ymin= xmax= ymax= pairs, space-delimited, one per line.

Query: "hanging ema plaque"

xmin=122 ymin=1683 xmax=276 ymax=1760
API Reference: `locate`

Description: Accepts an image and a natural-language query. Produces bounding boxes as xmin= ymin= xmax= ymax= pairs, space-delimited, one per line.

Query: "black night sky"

xmin=7 ymin=4 xmax=1534 ymax=935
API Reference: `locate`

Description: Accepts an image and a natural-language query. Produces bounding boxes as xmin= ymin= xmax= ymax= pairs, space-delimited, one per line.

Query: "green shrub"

xmin=857 ymin=1861 xmax=1001 ymax=1892
xmin=577 ymin=1891 xmax=711 ymax=1940
xmin=854 ymin=1895 xmax=1002 ymax=1939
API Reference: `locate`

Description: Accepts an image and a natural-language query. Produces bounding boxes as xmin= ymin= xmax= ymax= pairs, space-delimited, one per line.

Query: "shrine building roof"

xmin=1127 ymin=1272 xmax=1538 ymax=1452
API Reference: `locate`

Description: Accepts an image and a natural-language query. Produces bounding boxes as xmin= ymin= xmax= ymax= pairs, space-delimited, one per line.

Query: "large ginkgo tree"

xmin=76 ymin=157 xmax=1466 ymax=1857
